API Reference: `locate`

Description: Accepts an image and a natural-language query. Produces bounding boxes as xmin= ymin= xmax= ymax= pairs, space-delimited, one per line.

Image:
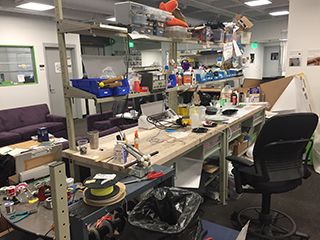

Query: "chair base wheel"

xmin=234 ymin=207 xmax=297 ymax=240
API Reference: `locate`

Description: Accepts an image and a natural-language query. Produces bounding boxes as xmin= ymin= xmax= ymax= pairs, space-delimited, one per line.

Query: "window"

xmin=0 ymin=46 xmax=37 ymax=86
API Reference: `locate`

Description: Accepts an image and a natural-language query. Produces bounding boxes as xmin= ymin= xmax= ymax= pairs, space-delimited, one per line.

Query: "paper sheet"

xmin=0 ymin=146 xmax=12 ymax=155
xmin=236 ymin=221 xmax=250 ymax=240
xmin=175 ymin=157 xmax=204 ymax=189
xmin=129 ymin=32 xmax=151 ymax=40
xmin=7 ymin=148 xmax=29 ymax=157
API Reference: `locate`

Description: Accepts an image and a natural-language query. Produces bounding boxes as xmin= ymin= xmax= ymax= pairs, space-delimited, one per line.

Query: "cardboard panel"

xmin=260 ymin=76 xmax=294 ymax=109
xmin=243 ymin=79 xmax=261 ymax=88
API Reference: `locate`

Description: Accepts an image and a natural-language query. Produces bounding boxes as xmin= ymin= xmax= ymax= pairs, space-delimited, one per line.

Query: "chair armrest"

xmin=46 ymin=114 xmax=66 ymax=124
xmin=226 ymin=155 xmax=254 ymax=167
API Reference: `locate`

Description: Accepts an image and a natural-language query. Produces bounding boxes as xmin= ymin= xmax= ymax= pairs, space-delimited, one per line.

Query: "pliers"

xmin=9 ymin=209 xmax=37 ymax=223
xmin=123 ymin=171 xmax=164 ymax=185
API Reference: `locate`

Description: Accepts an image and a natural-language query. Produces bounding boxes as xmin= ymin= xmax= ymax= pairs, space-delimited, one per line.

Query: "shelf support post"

xmin=54 ymin=0 xmax=77 ymax=151
xmin=168 ymin=42 xmax=178 ymax=111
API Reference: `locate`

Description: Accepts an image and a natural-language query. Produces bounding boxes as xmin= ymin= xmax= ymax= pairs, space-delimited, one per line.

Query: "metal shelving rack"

xmin=54 ymin=0 xmax=243 ymax=151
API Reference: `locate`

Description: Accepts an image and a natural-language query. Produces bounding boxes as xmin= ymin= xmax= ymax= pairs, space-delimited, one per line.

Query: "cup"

xmin=88 ymin=131 xmax=99 ymax=149
xmin=77 ymin=139 xmax=88 ymax=155
xmin=4 ymin=201 xmax=15 ymax=215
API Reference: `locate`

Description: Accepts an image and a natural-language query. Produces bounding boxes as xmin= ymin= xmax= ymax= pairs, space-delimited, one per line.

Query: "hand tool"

xmin=123 ymin=171 xmax=164 ymax=185
xmin=9 ymin=209 xmax=37 ymax=223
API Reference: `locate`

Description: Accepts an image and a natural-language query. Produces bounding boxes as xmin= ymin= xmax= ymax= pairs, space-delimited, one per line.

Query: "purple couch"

xmin=0 ymin=104 xmax=66 ymax=147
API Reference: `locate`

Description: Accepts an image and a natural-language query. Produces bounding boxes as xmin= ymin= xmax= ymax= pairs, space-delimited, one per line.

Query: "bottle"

xmin=231 ymin=91 xmax=238 ymax=105
xmin=134 ymin=130 xmax=139 ymax=149
xmin=220 ymin=84 xmax=232 ymax=102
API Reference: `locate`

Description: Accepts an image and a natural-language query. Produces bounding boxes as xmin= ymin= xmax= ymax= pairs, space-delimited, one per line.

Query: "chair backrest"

xmin=253 ymin=113 xmax=318 ymax=182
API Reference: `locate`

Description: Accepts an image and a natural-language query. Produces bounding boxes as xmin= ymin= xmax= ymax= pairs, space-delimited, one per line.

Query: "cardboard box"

xmin=233 ymin=140 xmax=249 ymax=156
xmin=235 ymin=15 xmax=254 ymax=30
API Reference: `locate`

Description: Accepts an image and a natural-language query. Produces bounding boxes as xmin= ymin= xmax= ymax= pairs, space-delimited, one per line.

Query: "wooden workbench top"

xmin=63 ymin=124 xmax=227 ymax=171
xmin=62 ymin=105 xmax=265 ymax=171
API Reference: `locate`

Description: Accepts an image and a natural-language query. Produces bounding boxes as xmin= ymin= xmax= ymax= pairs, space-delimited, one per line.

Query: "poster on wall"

xmin=307 ymin=49 xmax=320 ymax=66
xmin=288 ymin=50 xmax=302 ymax=67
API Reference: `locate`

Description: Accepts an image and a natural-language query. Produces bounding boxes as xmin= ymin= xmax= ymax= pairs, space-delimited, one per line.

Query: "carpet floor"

xmin=200 ymin=170 xmax=320 ymax=239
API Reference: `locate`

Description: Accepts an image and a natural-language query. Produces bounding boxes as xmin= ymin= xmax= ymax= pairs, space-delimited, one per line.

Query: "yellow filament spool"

xmin=90 ymin=186 xmax=114 ymax=197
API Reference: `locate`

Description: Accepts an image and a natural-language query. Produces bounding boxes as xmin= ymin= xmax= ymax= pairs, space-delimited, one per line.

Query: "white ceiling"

xmin=0 ymin=0 xmax=289 ymax=23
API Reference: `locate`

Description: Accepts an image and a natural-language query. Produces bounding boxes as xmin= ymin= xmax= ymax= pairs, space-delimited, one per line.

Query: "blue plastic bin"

xmin=112 ymin=78 xmax=130 ymax=96
xmin=71 ymin=78 xmax=112 ymax=98
xmin=168 ymin=74 xmax=177 ymax=88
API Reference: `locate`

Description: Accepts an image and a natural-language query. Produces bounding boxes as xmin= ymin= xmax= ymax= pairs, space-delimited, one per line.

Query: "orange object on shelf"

xmin=159 ymin=0 xmax=188 ymax=28
xmin=183 ymin=73 xmax=192 ymax=85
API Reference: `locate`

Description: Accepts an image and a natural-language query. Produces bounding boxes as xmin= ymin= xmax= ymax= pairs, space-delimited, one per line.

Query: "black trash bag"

xmin=120 ymin=187 xmax=204 ymax=240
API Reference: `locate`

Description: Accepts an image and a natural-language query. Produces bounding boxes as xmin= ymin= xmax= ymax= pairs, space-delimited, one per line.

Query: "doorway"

xmin=45 ymin=46 xmax=81 ymax=118
xmin=263 ymin=45 xmax=282 ymax=78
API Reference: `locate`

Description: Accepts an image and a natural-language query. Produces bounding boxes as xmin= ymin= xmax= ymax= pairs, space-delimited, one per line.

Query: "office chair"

xmin=227 ymin=113 xmax=318 ymax=240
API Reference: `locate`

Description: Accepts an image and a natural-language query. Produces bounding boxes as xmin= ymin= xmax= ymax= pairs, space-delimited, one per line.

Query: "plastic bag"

xmin=120 ymin=187 xmax=204 ymax=240
xmin=100 ymin=66 xmax=116 ymax=79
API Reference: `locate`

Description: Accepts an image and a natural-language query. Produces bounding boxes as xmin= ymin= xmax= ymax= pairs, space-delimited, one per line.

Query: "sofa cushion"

xmin=21 ymin=104 xmax=49 ymax=126
xmin=0 ymin=118 xmax=5 ymax=132
xmin=0 ymin=104 xmax=49 ymax=131
xmin=93 ymin=120 xmax=112 ymax=131
xmin=0 ymin=132 xmax=22 ymax=147
xmin=11 ymin=122 xmax=65 ymax=140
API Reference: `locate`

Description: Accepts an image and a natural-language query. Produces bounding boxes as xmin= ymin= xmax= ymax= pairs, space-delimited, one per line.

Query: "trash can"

xmin=120 ymin=187 xmax=204 ymax=240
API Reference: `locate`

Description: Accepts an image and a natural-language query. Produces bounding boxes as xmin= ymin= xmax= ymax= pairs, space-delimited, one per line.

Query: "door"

xmin=45 ymin=47 xmax=80 ymax=117
xmin=263 ymin=45 xmax=282 ymax=78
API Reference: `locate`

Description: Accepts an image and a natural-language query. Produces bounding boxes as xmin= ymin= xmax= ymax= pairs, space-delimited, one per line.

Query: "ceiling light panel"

xmin=245 ymin=0 xmax=272 ymax=7
xmin=16 ymin=2 xmax=54 ymax=11
xmin=269 ymin=10 xmax=289 ymax=16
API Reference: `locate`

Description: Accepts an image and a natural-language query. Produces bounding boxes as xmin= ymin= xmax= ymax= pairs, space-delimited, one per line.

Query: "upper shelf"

xmin=57 ymin=20 xmax=128 ymax=38
xmin=65 ymin=76 xmax=243 ymax=104
xmin=57 ymin=19 xmax=223 ymax=48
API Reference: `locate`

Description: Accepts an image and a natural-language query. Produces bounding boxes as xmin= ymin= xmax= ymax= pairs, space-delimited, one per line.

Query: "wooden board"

xmin=9 ymin=140 xmax=40 ymax=149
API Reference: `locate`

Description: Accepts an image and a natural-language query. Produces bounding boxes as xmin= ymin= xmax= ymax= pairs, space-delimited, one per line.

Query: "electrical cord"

xmin=43 ymin=224 xmax=54 ymax=238
xmin=146 ymin=116 xmax=182 ymax=130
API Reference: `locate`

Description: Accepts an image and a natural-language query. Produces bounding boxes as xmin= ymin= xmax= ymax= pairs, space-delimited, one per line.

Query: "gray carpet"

xmin=200 ymin=170 xmax=320 ymax=239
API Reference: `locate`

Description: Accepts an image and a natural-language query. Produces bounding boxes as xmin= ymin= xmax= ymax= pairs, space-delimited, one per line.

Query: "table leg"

xmin=69 ymin=159 xmax=81 ymax=182
xmin=219 ymin=131 xmax=228 ymax=205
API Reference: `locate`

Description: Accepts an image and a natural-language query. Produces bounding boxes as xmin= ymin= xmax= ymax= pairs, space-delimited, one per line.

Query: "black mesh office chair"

xmin=227 ymin=113 xmax=318 ymax=240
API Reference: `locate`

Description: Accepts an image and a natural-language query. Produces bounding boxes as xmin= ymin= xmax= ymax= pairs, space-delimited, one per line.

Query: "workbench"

xmin=63 ymin=104 xmax=265 ymax=205
xmin=0 ymin=165 xmax=174 ymax=240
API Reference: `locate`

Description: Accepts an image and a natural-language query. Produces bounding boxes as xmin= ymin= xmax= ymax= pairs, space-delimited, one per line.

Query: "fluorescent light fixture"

xmin=245 ymin=0 xmax=272 ymax=7
xmin=16 ymin=2 xmax=54 ymax=11
xmin=106 ymin=17 xmax=116 ymax=22
xmin=269 ymin=10 xmax=289 ymax=16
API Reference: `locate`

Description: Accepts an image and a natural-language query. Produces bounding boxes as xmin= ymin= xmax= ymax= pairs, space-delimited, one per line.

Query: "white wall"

xmin=0 ymin=13 xmax=82 ymax=111
xmin=141 ymin=50 xmax=162 ymax=66
xmin=251 ymin=18 xmax=288 ymax=43
xmin=243 ymin=18 xmax=288 ymax=79
xmin=286 ymin=0 xmax=320 ymax=123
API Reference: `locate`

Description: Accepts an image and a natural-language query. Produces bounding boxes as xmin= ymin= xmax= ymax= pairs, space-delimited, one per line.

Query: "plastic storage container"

xmin=71 ymin=78 xmax=112 ymax=98
xmin=113 ymin=78 xmax=130 ymax=96
xmin=164 ymin=26 xmax=191 ymax=38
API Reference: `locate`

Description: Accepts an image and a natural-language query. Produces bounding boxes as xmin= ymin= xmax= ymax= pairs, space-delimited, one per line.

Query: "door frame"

xmin=43 ymin=43 xmax=81 ymax=118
